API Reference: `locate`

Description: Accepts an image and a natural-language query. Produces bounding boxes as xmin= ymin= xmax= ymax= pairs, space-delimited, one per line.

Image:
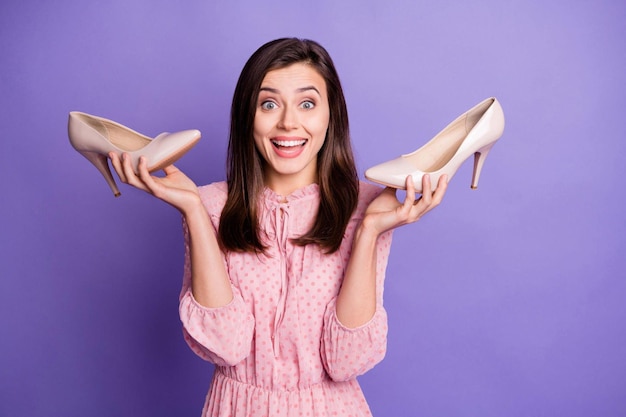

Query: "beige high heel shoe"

xmin=365 ymin=97 xmax=505 ymax=192
xmin=68 ymin=111 xmax=201 ymax=196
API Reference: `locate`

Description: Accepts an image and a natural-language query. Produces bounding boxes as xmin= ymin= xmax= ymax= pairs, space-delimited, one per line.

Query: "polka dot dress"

xmin=179 ymin=182 xmax=393 ymax=416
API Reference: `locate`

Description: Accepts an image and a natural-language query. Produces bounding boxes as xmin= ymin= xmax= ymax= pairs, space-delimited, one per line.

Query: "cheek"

xmin=311 ymin=111 xmax=330 ymax=137
xmin=253 ymin=115 xmax=272 ymax=147
xmin=254 ymin=107 xmax=277 ymax=129
xmin=313 ymin=119 xmax=329 ymax=152
xmin=252 ymin=133 xmax=268 ymax=160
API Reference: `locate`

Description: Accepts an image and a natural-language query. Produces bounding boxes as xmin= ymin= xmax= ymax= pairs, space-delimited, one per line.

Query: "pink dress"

xmin=179 ymin=181 xmax=393 ymax=416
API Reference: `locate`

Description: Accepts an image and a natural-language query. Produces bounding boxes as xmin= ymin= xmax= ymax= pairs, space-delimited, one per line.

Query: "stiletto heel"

xmin=68 ymin=111 xmax=201 ymax=196
xmin=82 ymin=150 xmax=122 ymax=197
xmin=471 ymin=143 xmax=494 ymax=189
xmin=365 ymin=97 xmax=505 ymax=192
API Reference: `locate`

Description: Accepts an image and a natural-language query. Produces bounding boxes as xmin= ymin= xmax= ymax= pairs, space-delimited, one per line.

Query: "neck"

xmin=264 ymin=172 xmax=318 ymax=198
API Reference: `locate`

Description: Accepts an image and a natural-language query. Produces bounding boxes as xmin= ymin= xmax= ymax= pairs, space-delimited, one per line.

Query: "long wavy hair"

xmin=219 ymin=38 xmax=358 ymax=254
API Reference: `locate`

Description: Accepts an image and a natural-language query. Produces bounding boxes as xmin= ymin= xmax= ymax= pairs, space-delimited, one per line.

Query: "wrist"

xmin=180 ymin=195 xmax=205 ymax=218
xmin=355 ymin=217 xmax=381 ymax=243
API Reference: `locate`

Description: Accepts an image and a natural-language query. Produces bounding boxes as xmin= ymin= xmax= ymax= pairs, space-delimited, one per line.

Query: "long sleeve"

xmin=320 ymin=227 xmax=393 ymax=381
xmin=178 ymin=185 xmax=255 ymax=367
xmin=179 ymin=288 xmax=254 ymax=367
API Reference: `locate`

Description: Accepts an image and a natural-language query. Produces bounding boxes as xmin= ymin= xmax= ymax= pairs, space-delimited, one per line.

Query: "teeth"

xmin=272 ymin=139 xmax=306 ymax=147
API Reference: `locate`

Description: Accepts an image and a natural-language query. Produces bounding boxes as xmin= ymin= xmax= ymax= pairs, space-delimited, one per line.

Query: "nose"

xmin=277 ymin=105 xmax=298 ymax=130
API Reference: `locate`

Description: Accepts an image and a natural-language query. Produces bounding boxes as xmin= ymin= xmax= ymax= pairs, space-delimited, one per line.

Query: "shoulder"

xmin=358 ymin=181 xmax=385 ymax=203
xmin=197 ymin=181 xmax=228 ymax=217
xmin=353 ymin=181 xmax=385 ymax=220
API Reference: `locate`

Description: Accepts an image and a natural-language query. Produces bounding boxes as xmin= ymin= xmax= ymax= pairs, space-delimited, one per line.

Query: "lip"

xmin=270 ymin=136 xmax=308 ymax=158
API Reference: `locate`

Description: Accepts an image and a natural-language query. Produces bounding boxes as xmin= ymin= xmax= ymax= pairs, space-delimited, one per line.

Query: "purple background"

xmin=1 ymin=0 xmax=625 ymax=416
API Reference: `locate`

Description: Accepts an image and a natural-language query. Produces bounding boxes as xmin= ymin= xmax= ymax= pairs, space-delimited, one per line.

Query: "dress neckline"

xmin=262 ymin=183 xmax=320 ymax=204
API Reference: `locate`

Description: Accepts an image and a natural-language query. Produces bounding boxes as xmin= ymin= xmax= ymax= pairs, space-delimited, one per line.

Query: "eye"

xmin=300 ymin=100 xmax=315 ymax=110
xmin=261 ymin=101 xmax=277 ymax=110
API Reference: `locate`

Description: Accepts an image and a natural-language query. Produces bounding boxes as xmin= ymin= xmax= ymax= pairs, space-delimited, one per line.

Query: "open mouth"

xmin=271 ymin=139 xmax=308 ymax=149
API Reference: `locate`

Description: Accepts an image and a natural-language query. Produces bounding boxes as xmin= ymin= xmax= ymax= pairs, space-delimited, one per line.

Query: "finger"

xmin=405 ymin=176 xmax=417 ymax=208
xmin=414 ymin=174 xmax=447 ymax=218
xmin=162 ymin=164 xmax=180 ymax=176
xmin=121 ymin=153 xmax=149 ymax=191
xmin=134 ymin=156 xmax=161 ymax=192
xmin=431 ymin=174 xmax=449 ymax=205
xmin=407 ymin=174 xmax=436 ymax=218
xmin=136 ymin=156 xmax=151 ymax=181
xmin=137 ymin=156 xmax=162 ymax=186
xmin=420 ymin=174 xmax=433 ymax=205
xmin=120 ymin=152 xmax=135 ymax=178
xmin=108 ymin=152 xmax=127 ymax=183
xmin=138 ymin=157 xmax=176 ymax=200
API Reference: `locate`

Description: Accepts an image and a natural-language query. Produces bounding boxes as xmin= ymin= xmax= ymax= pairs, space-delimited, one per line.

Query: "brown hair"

xmin=219 ymin=38 xmax=358 ymax=254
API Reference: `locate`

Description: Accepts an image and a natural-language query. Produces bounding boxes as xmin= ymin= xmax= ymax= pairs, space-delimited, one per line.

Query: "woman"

xmin=110 ymin=38 xmax=447 ymax=416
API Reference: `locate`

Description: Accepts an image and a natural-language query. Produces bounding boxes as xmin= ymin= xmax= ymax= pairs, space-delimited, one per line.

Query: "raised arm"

xmin=109 ymin=153 xmax=254 ymax=365
xmin=109 ymin=153 xmax=233 ymax=307
xmin=336 ymin=174 xmax=448 ymax=328
xmin=321 ymin=175 xmax=448 ymax=381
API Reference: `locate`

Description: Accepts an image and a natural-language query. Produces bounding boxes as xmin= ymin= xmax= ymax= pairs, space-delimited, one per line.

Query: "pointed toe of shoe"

xmin=179 ymin=129 xmax=202 ymax=144
xmin=143 ymin=129 xmax=202 ymax=171
xmin=365 ymin=157 xmax=421 ymax=189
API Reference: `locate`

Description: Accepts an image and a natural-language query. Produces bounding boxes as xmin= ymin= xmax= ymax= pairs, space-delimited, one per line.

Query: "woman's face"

xmin=253 ymin=62 xmax=330 ymax=195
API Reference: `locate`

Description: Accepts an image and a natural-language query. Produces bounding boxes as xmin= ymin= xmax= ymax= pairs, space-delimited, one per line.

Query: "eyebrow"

xmin=259 ymin=86 xmax=322 ymax=96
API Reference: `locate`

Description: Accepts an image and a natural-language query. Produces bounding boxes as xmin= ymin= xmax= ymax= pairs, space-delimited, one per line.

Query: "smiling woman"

xmin=253 ymin=63 xmax=330 ymax=196
xmin=106 ymin=37 xmax=447 ymax=417
xmin=220 ymin=38 xmax=364 ymax=255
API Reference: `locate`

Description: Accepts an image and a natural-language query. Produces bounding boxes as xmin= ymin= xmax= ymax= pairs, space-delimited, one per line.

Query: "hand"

xmin=363 ymin=174 xmax=448 ymax=235
xmin=109 ymin=152 xmax=201 ymax=214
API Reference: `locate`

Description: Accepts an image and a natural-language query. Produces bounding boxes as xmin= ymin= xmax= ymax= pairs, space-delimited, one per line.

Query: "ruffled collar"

xmin=262 ymin=183 xmax=320 ymax=204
